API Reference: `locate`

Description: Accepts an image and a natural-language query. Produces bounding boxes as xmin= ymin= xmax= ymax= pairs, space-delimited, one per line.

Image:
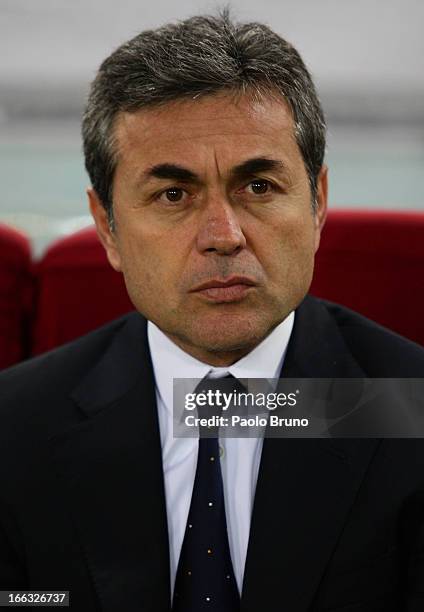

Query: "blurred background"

xmin=1 ymin=0 xmax=423 ymax=256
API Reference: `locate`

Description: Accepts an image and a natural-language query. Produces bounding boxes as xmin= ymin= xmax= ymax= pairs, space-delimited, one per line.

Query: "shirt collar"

xmin=148 ymin=312 xmax=295 ymax=415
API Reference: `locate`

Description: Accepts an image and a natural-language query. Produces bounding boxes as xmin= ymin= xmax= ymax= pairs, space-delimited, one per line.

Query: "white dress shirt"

xmin=147 ymin=312 xmax=294 ymax=596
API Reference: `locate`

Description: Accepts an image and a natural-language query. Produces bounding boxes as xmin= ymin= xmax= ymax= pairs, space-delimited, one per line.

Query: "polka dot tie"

xmin=172 ymin=375 xmax=241 ymax=611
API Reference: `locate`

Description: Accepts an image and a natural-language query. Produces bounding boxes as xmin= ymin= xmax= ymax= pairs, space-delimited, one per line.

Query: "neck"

xmin=162 ymin=332 xmax=259 ymax=367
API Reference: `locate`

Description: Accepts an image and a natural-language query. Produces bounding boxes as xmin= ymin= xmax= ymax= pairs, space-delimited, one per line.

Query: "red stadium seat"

xmin=0 ymin=223 xmax=33 ymax=368
xmin=31 ymin=211 xmax=424 ymax=355
xmin=311 ymin=210 xmax=424 ymax=345
xmin=32 ymin=226 xmax=133 ymax=355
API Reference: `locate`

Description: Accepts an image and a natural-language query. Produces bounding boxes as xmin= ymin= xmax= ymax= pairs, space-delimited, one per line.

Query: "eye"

xmin=161 ymin=187 xmax=185 ymax=202
xmin=246 ymin=179 xmax=272 ymax=195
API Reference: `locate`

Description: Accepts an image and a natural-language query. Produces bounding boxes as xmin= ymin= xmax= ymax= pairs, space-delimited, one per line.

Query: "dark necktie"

xmin=172 ymin=375 xmax=241 ymax=611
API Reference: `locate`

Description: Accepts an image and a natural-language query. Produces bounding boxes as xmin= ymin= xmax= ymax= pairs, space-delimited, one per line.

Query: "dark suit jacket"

xmin=1 ymin=296 xmax=424 ymax=611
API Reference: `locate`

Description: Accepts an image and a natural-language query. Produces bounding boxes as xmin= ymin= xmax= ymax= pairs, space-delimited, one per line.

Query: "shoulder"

xmin=318 ymin=298 xmax=424 ymax=376
xmin=0 ymin=312 xmax=144 ymax=425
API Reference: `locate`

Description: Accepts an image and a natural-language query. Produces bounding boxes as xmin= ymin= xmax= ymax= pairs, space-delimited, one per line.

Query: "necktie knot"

xmin=194 ymin=374 xmax=246 ymax=437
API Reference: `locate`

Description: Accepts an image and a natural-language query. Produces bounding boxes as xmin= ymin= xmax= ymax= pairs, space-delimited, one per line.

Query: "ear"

xmin=313 ymin=165 xmax=328 ymax=253
xmin=87 ymin=188 xmax=122 ymax=272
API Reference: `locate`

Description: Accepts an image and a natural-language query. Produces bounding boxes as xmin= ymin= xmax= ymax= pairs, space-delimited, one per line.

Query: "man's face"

xmin=89 ymin=93 xmax=327 ymax=365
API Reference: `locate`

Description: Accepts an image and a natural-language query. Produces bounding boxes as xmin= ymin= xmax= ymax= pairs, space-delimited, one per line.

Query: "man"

xmin=1 ymin=11 xmax=424 ymax=612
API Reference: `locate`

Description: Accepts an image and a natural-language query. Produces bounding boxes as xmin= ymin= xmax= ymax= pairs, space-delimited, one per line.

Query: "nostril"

xmin=204 ymin=244 xmax=243 ymax=256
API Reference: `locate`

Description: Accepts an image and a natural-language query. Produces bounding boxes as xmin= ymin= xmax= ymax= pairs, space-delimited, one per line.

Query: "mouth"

xmin=190 ymin=276 xmax=257 ymax=303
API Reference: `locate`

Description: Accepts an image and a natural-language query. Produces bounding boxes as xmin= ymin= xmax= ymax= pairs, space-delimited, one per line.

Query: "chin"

xmin=187 ymin=314 xmax=271 ymax=354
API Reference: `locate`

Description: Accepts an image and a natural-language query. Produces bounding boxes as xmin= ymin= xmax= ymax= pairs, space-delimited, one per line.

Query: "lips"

xmin=190 ymin=276 xmax=256 ymax=302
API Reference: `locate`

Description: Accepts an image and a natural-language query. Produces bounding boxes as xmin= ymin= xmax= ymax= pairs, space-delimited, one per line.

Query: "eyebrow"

xmin=143 ymin=163 xmax=198 ymax=183
xmin=141 ymin=157 xmax=286 ymax=185
xmin=230 ymin=157 xmax=286 ymax=181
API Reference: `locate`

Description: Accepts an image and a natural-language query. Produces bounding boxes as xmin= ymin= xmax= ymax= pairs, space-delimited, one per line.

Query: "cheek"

xmin=117 ymin=230 xmax=183 ymax=300
xmin=267 ymin=216 xmax=316 ymax=262
xmin=259 ymin=217 xmax=316 ymax=295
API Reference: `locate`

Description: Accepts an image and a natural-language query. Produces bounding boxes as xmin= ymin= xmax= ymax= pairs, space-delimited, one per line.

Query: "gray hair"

xmin=82 ymin=9 xmax=326 ymax=225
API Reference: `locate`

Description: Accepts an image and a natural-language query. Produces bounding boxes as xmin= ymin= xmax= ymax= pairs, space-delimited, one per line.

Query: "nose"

xmin=196 ymin=196 xmax=246 ymax=256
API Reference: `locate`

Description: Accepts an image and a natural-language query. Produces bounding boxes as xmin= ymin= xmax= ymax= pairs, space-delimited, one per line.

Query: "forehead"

xmin=113 ymin=92 xmax=303 ymax=173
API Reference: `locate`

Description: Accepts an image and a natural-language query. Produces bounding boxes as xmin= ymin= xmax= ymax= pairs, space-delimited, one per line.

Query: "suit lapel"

xmin=242 ymin=297 xmax=380 ymax=611
xmin=49 ymin=314 xmax=171 ymax=612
